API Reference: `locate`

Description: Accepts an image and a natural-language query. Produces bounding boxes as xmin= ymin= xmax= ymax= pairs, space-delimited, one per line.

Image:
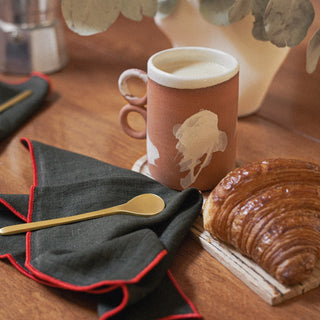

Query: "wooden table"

xmin=1 ymin=6 xmax=320 ymax=320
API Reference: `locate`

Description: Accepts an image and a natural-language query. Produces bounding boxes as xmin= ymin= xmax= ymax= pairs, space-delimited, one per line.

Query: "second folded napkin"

xmin=0 ymin=73 xmax=50 ymax=141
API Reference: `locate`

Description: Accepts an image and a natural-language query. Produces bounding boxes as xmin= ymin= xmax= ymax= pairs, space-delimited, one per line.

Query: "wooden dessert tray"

xmin=132 ymin=155 xmax=320 ymax=305
xmin=190 ymin=215 xmax=320 ymax=305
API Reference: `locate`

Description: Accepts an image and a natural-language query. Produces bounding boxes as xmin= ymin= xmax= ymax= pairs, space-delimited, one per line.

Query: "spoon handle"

xmin=0 ymin=90 xmax=32 ymax=113
xmin=0 ymin=205 xmax=123 ymax=236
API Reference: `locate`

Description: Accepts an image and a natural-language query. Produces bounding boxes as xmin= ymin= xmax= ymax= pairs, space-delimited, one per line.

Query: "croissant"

xmin=203 ymin=158 xmax=320 ymax=285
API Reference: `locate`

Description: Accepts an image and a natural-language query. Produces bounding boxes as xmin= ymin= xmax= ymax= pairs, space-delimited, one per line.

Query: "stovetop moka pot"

xmin=0 ymin=0 xmax=68 ymax=74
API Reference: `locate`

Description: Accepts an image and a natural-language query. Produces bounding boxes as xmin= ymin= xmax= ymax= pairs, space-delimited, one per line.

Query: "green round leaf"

xmin=121 ymin=0 xmax=158 ymax=21
xmin=156 ymin=0 xmax=178 ymax=19
xmin=61 ymin=0 xmax=120 ymax=36
xmin=200 ymin=0 xmax=250 ymax=26
xmin=200 ymin=0 xmax=236 ymax=26
xmin=306 ymin=28 xmax=320 ymax=74
xmin=229 ymin=0 xmax=251 ymax=24
xmin=264 ymin=0 xmax=315 ymax=47
xmin=251 ymin=0 xmax=270 ymax=41
xmin=61 ymin=0 xmax=158 ymax=35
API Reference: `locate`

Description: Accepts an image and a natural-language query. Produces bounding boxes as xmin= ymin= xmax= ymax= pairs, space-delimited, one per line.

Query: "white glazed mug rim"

xmin=147 ymin=46 xmax=239 ymax=90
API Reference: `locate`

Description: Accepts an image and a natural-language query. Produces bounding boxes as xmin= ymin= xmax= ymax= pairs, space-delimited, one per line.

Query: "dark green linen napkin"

xmin=0 ymin=73 xmax=50 ymax=141
xmin=0 ymin=139 xmax=203 ymax=319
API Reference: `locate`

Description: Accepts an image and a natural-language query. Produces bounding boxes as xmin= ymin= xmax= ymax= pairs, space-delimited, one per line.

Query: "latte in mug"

xmin=160 ymin=60 xmax=228 ymax=79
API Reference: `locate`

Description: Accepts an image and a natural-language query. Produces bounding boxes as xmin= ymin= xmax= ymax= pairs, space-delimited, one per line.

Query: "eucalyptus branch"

xmin=61 ymin=0 xmax=320 ymax=73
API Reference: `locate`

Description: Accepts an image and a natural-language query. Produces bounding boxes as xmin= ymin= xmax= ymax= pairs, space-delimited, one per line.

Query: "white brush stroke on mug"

xmin=147 ymin=134 xmax=160 ymax=166
xmin=173 ymin=110 xmax=228 ymax=189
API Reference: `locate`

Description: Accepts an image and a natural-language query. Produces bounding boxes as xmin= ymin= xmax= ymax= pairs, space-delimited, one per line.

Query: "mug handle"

xmin=118 ymin=69 xmax=148 ymax=139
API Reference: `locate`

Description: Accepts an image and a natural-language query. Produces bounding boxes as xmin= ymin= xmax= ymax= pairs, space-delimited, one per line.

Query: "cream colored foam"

xmin=161 ymin=60 xmax=228 ymax=78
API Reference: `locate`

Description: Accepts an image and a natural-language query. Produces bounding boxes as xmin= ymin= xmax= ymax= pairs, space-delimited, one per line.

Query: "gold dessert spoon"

xmin=0 ymin=193 xmax=165 ymax=236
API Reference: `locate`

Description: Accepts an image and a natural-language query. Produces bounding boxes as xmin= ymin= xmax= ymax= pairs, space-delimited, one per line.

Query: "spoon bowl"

xmin=0 ymin=193 xmax=165 ymax=236
xmin=121 ymin=193 xmax=165 ymax=214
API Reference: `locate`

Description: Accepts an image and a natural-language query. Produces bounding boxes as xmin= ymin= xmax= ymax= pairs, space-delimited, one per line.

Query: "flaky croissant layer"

xmin=203 ymin=158 xmax=320 ymax=285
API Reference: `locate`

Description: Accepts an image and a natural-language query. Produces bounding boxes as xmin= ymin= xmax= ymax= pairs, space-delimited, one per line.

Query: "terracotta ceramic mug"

xmin=118 ymin=47 xmax=239 ymax=191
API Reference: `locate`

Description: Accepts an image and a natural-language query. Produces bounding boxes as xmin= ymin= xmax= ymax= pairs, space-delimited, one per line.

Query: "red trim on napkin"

xmin=100 ymin=285 xmax=129 ymax=320
xmin=163 ymin=270 xmax=202 ymax=320
xmin=0 ymin=198 xmax=28 ymax=223
xmin=21 ymin=138 xmax=38 ymax=187
xmin=0 ymin=72 xmax=51 ymax=88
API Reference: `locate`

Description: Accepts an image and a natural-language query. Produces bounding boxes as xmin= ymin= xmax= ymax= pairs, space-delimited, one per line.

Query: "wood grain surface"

xmin=0 ymin=2 xmax=320 ymax=319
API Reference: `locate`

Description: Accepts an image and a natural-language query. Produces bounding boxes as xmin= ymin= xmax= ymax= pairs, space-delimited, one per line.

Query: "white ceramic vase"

xmin=154 ymin=0 xmax=290 ymax=117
